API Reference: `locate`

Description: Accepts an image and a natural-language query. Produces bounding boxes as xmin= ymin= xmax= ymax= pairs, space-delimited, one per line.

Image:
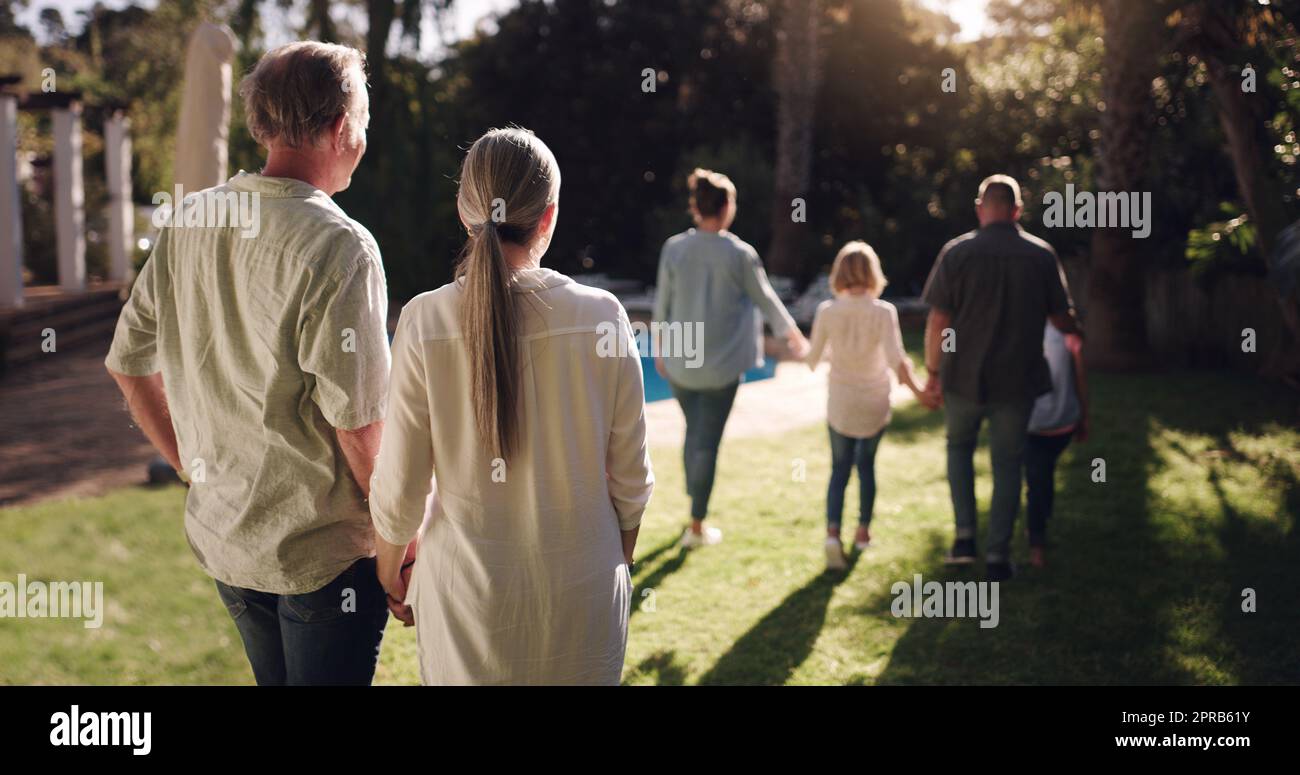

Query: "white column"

xmin=0 ymin=94 xmax=22 ymax=309
xmin=52 ymin=103 xmax=85 ymax=292
xmin=104 ymin=111 xmax=133 ymax=284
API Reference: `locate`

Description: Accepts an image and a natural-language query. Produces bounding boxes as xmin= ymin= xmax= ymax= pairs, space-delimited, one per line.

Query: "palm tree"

xmin=1085 ymin=0 xmax=1165 ymax=370
xmin=766 ymin=0 xmax=826 ymax=282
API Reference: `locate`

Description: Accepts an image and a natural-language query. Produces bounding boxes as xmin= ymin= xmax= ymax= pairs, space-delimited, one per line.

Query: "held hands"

xmin=918 ymin=373 xmax=943 ymax=410
xmin=786 ymin=329 xmax=810 ymax=360
xmin=378 ymin=537 xmax=418 ymax=627
xmin=1075 ymin=412 xmax=1089 ymax=443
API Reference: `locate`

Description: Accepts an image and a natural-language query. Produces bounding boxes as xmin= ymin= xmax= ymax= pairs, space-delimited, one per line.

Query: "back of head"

xmin=239 ymin=41 xmax=368 ymax=149
xmin=976 ymin=174 xmax=1022 ymax=224
xmin=456 ymin=127 xmax=562 ymax=461
xmin=687 ymin=168 xmax=736 ymax=221
xmin=830 ymin=241 xmax=888 ymax=297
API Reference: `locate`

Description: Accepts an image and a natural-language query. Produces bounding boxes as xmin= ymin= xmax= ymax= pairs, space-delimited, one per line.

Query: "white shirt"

xmin=806 ymin=295 xmax=906 ymax=438
xmin=369 ymin=268 xmax=654 ymax=685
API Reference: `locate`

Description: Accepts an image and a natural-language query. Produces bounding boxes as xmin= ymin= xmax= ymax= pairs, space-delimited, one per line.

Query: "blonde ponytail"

xmin=455 ymin=128 xmax=561 ymax=461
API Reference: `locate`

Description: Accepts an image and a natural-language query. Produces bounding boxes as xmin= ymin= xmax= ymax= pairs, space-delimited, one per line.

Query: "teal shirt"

xmin=652 ymin=229 xmax=796 ymax=390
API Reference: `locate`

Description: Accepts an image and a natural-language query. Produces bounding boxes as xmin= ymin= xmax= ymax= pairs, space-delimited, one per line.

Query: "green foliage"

xmin=6 ymin=0 xmax=1300 ymax=297
xmin=1186 ymin=204 xmax=1259 ymax=275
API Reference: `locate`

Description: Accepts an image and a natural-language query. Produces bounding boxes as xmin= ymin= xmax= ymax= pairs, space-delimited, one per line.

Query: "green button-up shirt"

xmin=106 ymin=172 xmax=390 ymax=594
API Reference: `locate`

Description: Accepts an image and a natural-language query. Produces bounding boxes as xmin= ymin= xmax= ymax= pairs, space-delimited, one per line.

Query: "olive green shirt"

xmin=106 ymin=172 xmax=390 ymax=594
xmin=921 ymin=222 xmax=1072 ymax=404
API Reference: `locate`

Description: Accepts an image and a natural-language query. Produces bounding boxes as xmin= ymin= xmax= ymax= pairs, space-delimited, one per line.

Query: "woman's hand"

xmin=376 ymin=536 xmax=417 ymax=627
xmin=1075 ymin=412 xmax=1090 ymax=443
xmin=786 ymin=328 xmax=810 ymax=359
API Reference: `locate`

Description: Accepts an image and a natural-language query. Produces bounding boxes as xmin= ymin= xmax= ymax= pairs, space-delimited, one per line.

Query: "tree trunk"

xmin=1086 ymin=0 xmax=1162 ymax=371
xmin=767 ymin=0 xmax=824 ymax=282
xmin=1192 ymin=3 xmax=1300 ymax=382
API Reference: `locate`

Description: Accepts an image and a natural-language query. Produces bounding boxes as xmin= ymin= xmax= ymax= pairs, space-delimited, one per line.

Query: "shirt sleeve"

xmin=298 ymin=256 xmax=391 ymax=430
xmin=105 ymin=249 xmax=161 ymax=376
xmin=606 ymin=306 xmax=655 ymax=531
xmin=739 ymin=247 xmax=796 ymax=338
xmin=652 ymin=241 xmax=672 ymax=324
xmin=1045 ymin=249 xmax=1072 ymax=315
xmin=805 ymin=302 xmax=830 ymax=368
xmin=921 ymin=242 xmax=955 ymax=313
xmin=883 ymin=303 xmax=906 ymax=369
xmin=368 ymin=304 xmax=434 ymax=546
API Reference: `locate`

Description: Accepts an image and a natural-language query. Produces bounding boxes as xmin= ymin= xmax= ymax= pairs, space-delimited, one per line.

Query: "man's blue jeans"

xmin=214 ymin=556 xmax=390 ymax=685
xmin=670 ymin=380 xmax=740 ymax=520
xmin=943 ymin=391 xmax=1033 ymax=563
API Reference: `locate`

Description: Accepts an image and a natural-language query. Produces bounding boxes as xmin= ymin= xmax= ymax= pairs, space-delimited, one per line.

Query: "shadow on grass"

xmin=696 ymin=550 xmax=862 ymax=685
xmin=631 ymin=536 xmax=691 ymax=617
xmin=1157 ymin=388 xmax=1300 ymax=683
xmin=872 ymin=369 xmax=1300 ymax=685
xmin=629 ymin=650 xmax=689 ymax=686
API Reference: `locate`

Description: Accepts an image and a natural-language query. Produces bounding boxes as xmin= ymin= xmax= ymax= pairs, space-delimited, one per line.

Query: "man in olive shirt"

xmin=920 ymin=175 xmax=1080 ymax=581
xmin=106 ymin=43 xmax=394 ymax=684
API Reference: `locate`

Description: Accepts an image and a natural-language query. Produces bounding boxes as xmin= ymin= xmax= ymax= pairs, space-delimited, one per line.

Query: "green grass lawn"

xmin=2 ymin=358 xmax=1297 ymax=684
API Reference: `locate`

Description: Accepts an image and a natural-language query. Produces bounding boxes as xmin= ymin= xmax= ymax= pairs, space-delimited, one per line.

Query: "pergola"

xmin=0 ymin=75 xmax=134 ymax=310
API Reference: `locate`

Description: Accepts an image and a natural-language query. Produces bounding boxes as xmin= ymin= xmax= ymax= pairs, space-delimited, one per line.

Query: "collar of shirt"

xmin=512 ymin=267 xmax=571 ymax=293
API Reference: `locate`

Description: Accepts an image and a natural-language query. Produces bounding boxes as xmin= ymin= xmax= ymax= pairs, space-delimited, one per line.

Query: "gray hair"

xmin=239 ymin=41 xmax=368 ymax=149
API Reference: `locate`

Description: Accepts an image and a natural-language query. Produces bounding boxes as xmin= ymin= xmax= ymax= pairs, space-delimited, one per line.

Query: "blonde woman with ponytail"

xmin=368 ymin=128 xmax=654 ymax=685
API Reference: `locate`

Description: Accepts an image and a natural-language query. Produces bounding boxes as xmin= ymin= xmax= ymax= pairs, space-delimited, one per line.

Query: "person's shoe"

xmin=986 ymin=561 xmax=1014 ymax=582
xmin=825 ymin=538 xmax=848 ymax=571
xmin=853 ymin=527 xmax=872 ymax=552
xmin=943 ymin=538 xmax=977 ymax=565
xmin=680 ymin=526 xmax=723 ymax=548
xmin=1028 ymin=546 xmax=1046 ymax=569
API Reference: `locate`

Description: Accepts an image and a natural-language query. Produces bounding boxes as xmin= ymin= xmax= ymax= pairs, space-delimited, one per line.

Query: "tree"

xmin=1175 ymin=0 xmax=1300 ymax=381
xmin=766 ymin=0 xmax=827 ymax=281
xmin=1085 ymin=0 xmax=1165 ymax=370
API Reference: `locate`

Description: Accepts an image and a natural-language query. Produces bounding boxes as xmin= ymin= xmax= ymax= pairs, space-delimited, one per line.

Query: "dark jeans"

xmin=943 ymin=391 xmax=1034 ymax=564
xmin=214 ymin=556 xmax=390 ymax=686
xmin=1025 ymin=431 xmax=1073 ymax=547
xmin=826 ymin=425 xmax=885 ymax=529
xmin=670 ymin=380 xmax=740 ymax=520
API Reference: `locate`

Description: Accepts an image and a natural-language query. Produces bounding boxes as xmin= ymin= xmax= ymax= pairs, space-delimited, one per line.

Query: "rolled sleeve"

xmin=921 ymin=244 xmax=955 ymax=313
xmin=368 ymin=305 xmax=433 ymax=546
xmin=1045 ymin=251 xmax=1072 ymax=315
xmin=606 ymin=308 xmax=655 ymax=531
xmin=740 ymin=249 xmax=796 ymax=338
xmin=105 ymin=253 xmax=160 ymax=376
xmin=805 ymin=301 xmax=831 ymax=368
xmin=884 ymin=303 xmax=906 ymax=369
xmin=298 ymin=256 xmax=391 ymax=430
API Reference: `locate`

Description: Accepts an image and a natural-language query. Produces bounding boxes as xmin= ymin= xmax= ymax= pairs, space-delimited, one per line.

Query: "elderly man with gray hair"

xmin=106 ymin=41 xmax=396 ymax=684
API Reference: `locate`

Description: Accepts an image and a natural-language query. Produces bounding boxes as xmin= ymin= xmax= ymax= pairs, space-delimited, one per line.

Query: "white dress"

xmin=369 ymin=268 xmax=655 ymax=685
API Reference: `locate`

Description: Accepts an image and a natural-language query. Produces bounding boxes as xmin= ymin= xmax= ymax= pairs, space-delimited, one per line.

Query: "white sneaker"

xmin=680 ymin=526 xmax=723 ymax=548
xmin=825 ymin=538 xmax=847 ymax=570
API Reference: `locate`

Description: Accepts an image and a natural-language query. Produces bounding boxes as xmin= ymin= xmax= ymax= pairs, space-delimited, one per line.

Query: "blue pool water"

xmin=640 ymin=357 xmax=778 ymax=403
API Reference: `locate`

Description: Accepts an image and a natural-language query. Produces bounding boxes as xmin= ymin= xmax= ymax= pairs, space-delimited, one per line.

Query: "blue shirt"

xmin=653 ymin=229 xmax=797 ymax=391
